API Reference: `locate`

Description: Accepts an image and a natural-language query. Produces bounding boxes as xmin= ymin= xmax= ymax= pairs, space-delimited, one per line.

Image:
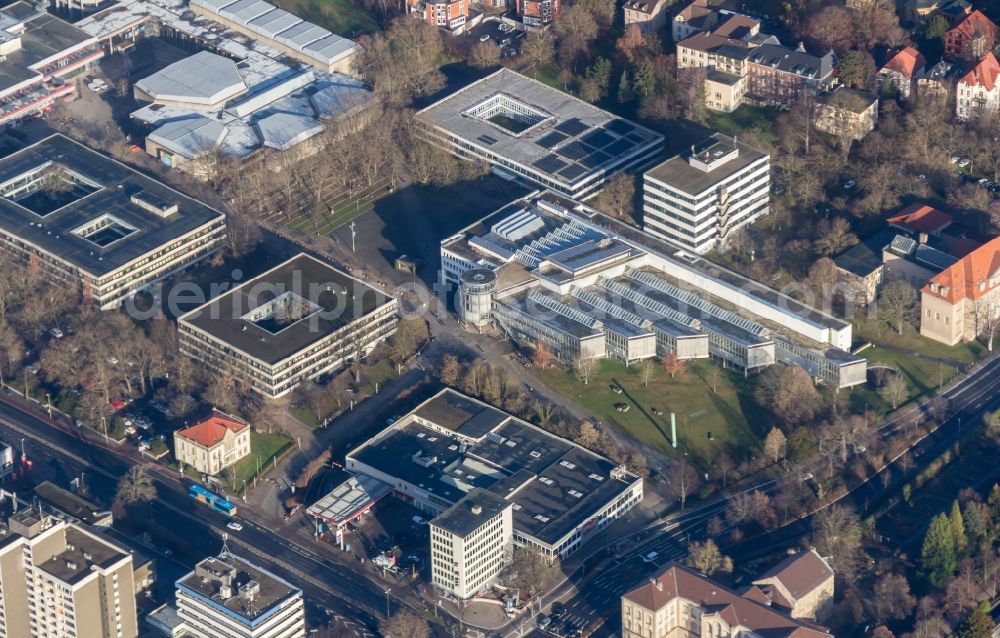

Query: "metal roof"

xmin=302 ymin=33 xmax=356 ymax=64
xmin=220 ymin=0 xmax=272 ymax=25
xmin=135 ymin=50 xmax=246 ymax=106
xmin=247 ymin=7 xmax=301 ymax=37
xmin=308 ymin=77 xmax=373 ymax=117
xmin=147 ymin=115 xmax=228 ymax=160
xmin=255 ymin=112 xmax=324 ymax=150
xmin=275 ymin=21 xmax=329 ymax=49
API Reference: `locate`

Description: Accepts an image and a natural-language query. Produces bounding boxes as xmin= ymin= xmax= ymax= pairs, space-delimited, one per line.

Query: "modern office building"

xmin=0 ymin=3 xmax=103 ymax=127
xmin=178 ymin=253 xmax=398 ymax=399
xmin=643 ymin=134 xmax=769 ymax=255
xmin=347 ymin=389 xmax=644 ymax=564
xmin=174 ymin=412 xmax=251 ymax=475
xmin=0 ymin=509 xmax=139 ymax=638
xmin=0 ymin=134 xmax=226 ymax=309
xmin=440 ymin=191 xmax=865 ymax=387
xmin=176 ymin=553 xmax=305 ymax=638
xmin=415 ymin=69 xmax=664 ymax=200
xmin=429 ymin=489 xmax=513 ymax=599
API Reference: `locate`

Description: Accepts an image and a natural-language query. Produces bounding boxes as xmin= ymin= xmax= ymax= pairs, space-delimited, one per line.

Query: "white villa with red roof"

xmin=920 ymin=236 xmax=1000 ymax=345
xmin=956 ymin=52 xmax=1000 ymax=120
xmin=878 ymin=46 xmax=927 ymax=98
xmin=173 ymin=412 xmax=251 ymax=475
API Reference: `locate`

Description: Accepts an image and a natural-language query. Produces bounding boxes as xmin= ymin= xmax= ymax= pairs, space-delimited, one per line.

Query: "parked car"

xmin=479 ymin=34 xmax=491 ymax=42
xmin=226 ymin=522 xmax=243 ymax=532
xmin=842 ymin=179 xmax=856 ymax=189
xmin=537 ymin=614 xmax=552 ymax=630
xmin=48 ymin=328 xmax=64 ymax=339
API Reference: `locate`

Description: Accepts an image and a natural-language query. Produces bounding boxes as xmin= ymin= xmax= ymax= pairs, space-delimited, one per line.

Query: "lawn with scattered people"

xmin=535 ymin=358 xmax=769 ymax=469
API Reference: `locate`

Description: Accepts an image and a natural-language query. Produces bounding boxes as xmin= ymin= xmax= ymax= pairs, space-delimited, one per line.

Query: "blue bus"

xmin=188 ymin=484 xmax=238 ymax=517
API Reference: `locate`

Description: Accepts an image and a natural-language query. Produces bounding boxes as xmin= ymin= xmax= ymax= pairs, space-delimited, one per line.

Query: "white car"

xmin=479 ymin=34 xmax=491 ymax=42
xmin=842 ymin=179 xmax=856 ymax=189
xmin=642 ymin=551 xmax=658 ymax=563
xmin=227 ymin=522 xmax=243 ymax=532
xmin=49 ymin=328 xmax=64 ymax=339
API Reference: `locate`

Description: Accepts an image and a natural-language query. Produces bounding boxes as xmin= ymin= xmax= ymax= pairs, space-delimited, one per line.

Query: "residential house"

xmin=622 ymin=563 xmax=833 ymax=638
xmin=705 ymin=69 xmax=746 ymax=111
xmin=815 ymin=87 xmax=878 ymax=142
xmin=918 ymin=60 xmax=955 ymax=98
xmin=887 ymin=202 xmax=953 ymax=237
xmin=750 ymin=549 xmax=835 ymax=620
xmin=174 ymin=412 xmax=251 ymax=475
xmin=515 ymin=0 xmax=558 ymax=26
xmin=956 ymin=52 xmax=1000 ymax=120
xmin=672 ymin=0 xmax=718 ymax=42
xmin=878 ymin=46 xmax=927 ymax=98
xmin=945 ymin=10 xmax=997 ymax=60
xmin=623 ymin=0 xmax=670 ymax=34
xmin=745 ymin=44 xmax=836 ymax=108
xmin=921 ymin=236 xmax=1000 ymax=345
xmin=406 ymin=0 xmax=469 ymax=32
xmin=676 ymin=32 xmax=752 ymax=71
xmin=834 ymin=231 xmax=893 ymax=305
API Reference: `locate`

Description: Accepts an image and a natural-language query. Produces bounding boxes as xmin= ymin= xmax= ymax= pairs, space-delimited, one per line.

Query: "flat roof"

xmin=834 ymin=230 xmax=892 ymax=277
xmin=0 ymin=134 xmax=224 ymax=277
xmin=178 ymin=554 xmax=301 ymax=621
xmin=306 ymin=471 xmax=391 ymax=526
xmin=349 ymin=389 xmax=638 ymax=547
xmin=431 ymin=489 xmax=510 ymax=538
xmin=0 ymin=11 xmax=94 ymax=95
xmin=255 ymin=112 xmax=324 ymax=150
xmin=38 ymin=526 xmax=128 ymax=585
xmin=644 ymin=134 xmax=768 ymax=196
xmin=416 ymin=69 xmax=663 ymax=189
xmin=178 ymin=253 xmax=395 ymax=366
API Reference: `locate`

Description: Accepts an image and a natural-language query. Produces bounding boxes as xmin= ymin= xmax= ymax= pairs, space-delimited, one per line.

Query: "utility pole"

xmin=349 ymin=221 xmax=356 ymax=253
xmin=45 ymin=393 xmax=51 ymax=419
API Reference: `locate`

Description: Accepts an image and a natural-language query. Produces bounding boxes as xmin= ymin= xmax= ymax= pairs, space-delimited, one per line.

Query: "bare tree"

xmin=439 ymin=354 xmax=461 ymax=386
xmin=597 ymin=172 xmax=635 ymax=218
xmin=870 ymin=572 xmax=916 ymax=624
xmin=112 ymin=465 xmax=157 ymax=518
xmin=522 ymin=30 xmax=554 ymax=78
xmin=379 ymin=610 xmax=430 ymax=638
xmin=879 ymin=372 xmax=909 ymax=410
xmin=574 ymin=356 xmax=596 ymax=385
xmin=764 ymin=426 xmax=787 ymax=464
xmin=686 ymin=539 xmax=733 ymax=576
xmin=879 ymin=278 xmax=917 ymax=335
xmin=638 ymin=358 xmax=654 ymax=387
xmin=675 ymin=459 xmax=700 ymax=510
xmin=469 ymin=41 xmax=500 ymax=69
xmin=755 ymin=366 xmax=820 ymax=426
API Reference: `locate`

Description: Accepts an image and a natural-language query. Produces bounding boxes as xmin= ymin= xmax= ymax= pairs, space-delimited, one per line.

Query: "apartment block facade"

xmin=429 ymin=490 xmax=513 ymax=599
xmin=174 ymin=412 xmax=251 ymax=475
xmin=406 ymin=0 xmax=468 ymax=32
xmin=176 ymin=554 xmax=305 ymax=638
xmin=945 ymin=10 xmax=997 ymax=59
xmin=0 ymin=512 xmax=138 ymax=638
xmin=178 ymin=254 xmax=398 ymax=399
xmin=956 ymin=52 xmax=1000 ymax=120
xmin=515 ymin=0 xmax=559 ymax=26
xmin=643 ymin=134 xmax=770 ymax=254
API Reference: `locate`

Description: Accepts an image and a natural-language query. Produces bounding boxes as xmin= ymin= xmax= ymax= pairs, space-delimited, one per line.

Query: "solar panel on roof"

xmin=603 ymin=138 xmax=633 ymax=157
xmin=605 ymin=119 xmax=635 ymax=135
xmin=557 ymin=141 xmax=593 ymax=161
xmin=478 ymin=134 xmax=499 ymax=145
xmin=554 ymin=118 xmax=589 ymax=136
xmin=532 ymin=154 xmax=569 ymax=173
xmin=581 ymin=129 xmax=615 ymax=148
xmin=535 ymin=131 xmax=568 ymax=148
xmin=579 ymin=151 xmax=611 ymax=169
xmin=559 ymin=164 xmax=588 ymax=180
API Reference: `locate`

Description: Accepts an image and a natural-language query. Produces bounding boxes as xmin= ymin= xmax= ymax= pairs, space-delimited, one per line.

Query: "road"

xmin=514 ymin=353 xmax=1000 ymax=638
xmin=0 ymin=395 xmax=457 ymax=638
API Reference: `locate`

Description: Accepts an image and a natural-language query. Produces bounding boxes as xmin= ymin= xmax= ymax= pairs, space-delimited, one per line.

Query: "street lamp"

xmin=45 ymin=393 xmax=51 ymax=419
xmin=383 ymin=588 xmax=391 ymax=619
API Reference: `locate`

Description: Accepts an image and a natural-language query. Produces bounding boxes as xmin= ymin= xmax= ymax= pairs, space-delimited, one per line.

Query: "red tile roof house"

xmin=173 ymin=412 xmax=251 ymax=476
xmin=622 ymin=561 xmax=833 ymax=638
xmin=956 ymin=51 xmax=1000 ymax=120
xmin=920 ymin=235 xmax=1000 ymax=345
xmin=887 ymin=202 xmax=953 ymax=237
xmin=945 ymin=10 xmax=998 ymax=59
xmin=878 ymin=47 xmax=927 ymax=98
xmin=750 ymin=549 xmax=836 ymax=620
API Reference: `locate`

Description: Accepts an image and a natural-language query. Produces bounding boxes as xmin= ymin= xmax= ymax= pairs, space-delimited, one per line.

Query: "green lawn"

xmin=706 ymin=105 xmax=780 ymax=141
xmin=536 ymin=359 xmax=769 ymax=469
xmin=273 ymin=0 xmax=379 ymax=36
xmin=229 ymin=433 xmax=292 ymax=491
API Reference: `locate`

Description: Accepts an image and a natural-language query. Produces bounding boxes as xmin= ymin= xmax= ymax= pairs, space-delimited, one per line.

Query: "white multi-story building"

xmin=643 ymin=133 xmax=769 ymax=254
xmin=0 ymin=510 xmax=138 ymax=638
xmin=178 ymin=253 xmax=398 ymax=399
xmin=430 ymin=489 xmax=513 ymax=599
xmin=956 ymin=52 xmax=1000 ymax=120
xmin=176 ymin=554 xmax=305 ymax=638
xmin=0 ymin=134 xmax=226 ymax=309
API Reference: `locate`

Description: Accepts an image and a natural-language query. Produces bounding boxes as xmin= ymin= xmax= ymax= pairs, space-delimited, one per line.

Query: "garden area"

xmin=535 ymin=358 xmax=770 ymax=469
xmin=228 ymin=433 xmax=293 ymax=492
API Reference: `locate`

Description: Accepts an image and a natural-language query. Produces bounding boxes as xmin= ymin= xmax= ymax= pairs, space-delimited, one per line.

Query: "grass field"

xmin=706 ymin=105 xmax=780 ymax=142
xmin=536 ymin=358 xmax=769 ymax=469
xmin=282 ymin=178 xmax=391 ymax=237
xmin=230 ymin=433 xmax=293 ymax=491
xmin=273 ymin=0 xmax=380 ymax=36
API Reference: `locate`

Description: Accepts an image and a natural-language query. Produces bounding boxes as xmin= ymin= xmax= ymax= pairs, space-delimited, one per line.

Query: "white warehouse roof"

xmin=255 ymin=112 xmax=324 ymax=150
xmin=148 ymin=115 xmax=228 ymax=160
xmin=135 ymin=51 xmax=247 ymax=106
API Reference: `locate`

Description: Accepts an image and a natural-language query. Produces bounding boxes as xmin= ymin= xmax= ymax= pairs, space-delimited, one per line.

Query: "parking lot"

xmin=463 ymin=17 xmax=524 ymax=58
